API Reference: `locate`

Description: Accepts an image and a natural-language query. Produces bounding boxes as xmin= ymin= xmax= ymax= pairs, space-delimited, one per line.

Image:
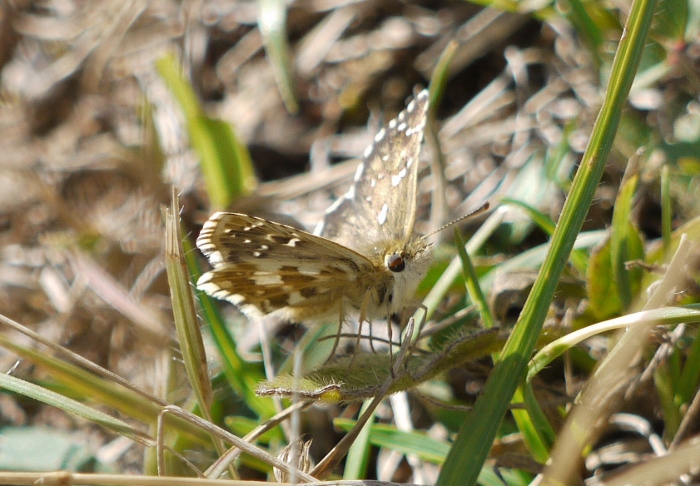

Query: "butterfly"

xmin=196 ymin=89 xmax=432 ymax=327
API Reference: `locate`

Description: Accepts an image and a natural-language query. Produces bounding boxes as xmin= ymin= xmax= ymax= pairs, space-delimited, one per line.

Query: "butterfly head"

xmin=363 ymin=235 xmax=433 ymax=312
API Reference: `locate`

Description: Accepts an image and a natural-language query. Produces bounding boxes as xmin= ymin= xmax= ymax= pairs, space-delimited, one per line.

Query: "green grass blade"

xmin=258 ymin=0 xmax=298 ymax=113
xmin=454 ymin=229 xmax=495 ymax=331
xmin=343 ymin=401 xmax=375 ymax=479
xmin=164 ymin=191 xmax=212 ymax=417
xmin=610 ymin=173 xmax=644 ymax=309
xmin=429 ymin=40 xmax=457 ymax=109
xmin=543 ymin=236 xmax=695 ymax=483
xmin=0 ymin=373 xmax=152 ymax=446
xmin=677 ymin=320 xmax=700 ymax=404
xmin=500 ymin=198 xmax=589 ymax=274
xmin=334 ymin=419 xmax=531 ymax=484
xmin=527 ymin=307 xmax=700 ymax=380
xmin=156 ymin=55 xmax=256 ymax=209
xmin=661 ymin=164 xmax=672 ymax=248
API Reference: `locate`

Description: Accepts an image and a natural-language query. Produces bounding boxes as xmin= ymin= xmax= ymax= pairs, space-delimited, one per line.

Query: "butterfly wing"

xmin=315 ymin=89 xmax=429 ymax=251
xmin=196 ymin=212 xmax=377 ymax=320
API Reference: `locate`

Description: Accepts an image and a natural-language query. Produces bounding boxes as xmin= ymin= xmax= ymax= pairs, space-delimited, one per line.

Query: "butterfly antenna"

xmin=423 ymin=201 xmax=490 ymax=239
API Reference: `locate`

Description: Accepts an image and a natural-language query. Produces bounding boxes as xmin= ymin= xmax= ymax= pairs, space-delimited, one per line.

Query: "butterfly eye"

xmin=387 ymin=253 xmax=406 ymax=273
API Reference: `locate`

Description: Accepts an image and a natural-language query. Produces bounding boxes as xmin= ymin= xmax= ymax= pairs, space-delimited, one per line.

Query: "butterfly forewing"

xmin=316 ymin=90 xmax=430 ymax=251
xmin=196 ymin=212 xmax=376 ymax=319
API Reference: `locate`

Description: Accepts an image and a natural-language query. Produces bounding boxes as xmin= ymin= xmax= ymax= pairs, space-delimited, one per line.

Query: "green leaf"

xmin=587 ymin=236 xmax=622 ymax=319
xmin=610 ymin=173 xmax=645 ymax=309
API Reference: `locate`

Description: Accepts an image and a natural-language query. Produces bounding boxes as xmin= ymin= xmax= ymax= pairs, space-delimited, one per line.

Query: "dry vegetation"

xmin=0 ymin=0 xmax=699 ymax=484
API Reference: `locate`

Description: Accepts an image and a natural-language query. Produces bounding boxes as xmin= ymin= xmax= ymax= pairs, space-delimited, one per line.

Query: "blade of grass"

xmin=334 ymin=419 xmax=530 ymax=485
xmin=610 ymin=171 xmax=644 ymax=309
xmin=527 ymin=306 xmax=700 ymax=380
xmin=677 ymin=318 xmax=700 ymax=403
xmin=258 ymin=0 xmax=298 ymax=113
xmin=661 ymin=164 xmax=672 ymax=248
xmin=0 ymin=373 xmax=153 ymax=446
xmin=437 ymin=0 xmax=658 ymax=481
xmin=454 ymin=229 xmax=495 ymax=331
xmin=164 ymin=189 xmax=212 ymax=418
xmin=422 ymin=207 xmax=505 ymax=320
xmin=156 ymin=55 xmax=256 ymax=209
xmin=428 ymin=40 xmax=457 ymax=111
xmin=457 ymin=228 xmax=552 ymax=462
xmin=343 ymin=401 xmax=375 ymax=480
xmin=500 ymin=197 xmax=588 ymax=274
xmin=653 ymin=359 xmax=682 ymax=438
xmin=0 ymin=315 xmax=218 ymax=446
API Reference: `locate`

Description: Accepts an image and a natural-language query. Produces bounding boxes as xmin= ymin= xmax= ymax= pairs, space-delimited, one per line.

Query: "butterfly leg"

xmin=392 ymin=314 xmax=416 ymax=377
xmin=387 ymin=311 xmax=397 ymax=377
xmin=346 ymin=290 xmax=372 ymax=370
xmin=324 ymin=301 xmax=346 ymax=364
xmin=400 ymin=306 xmax=426 ymax=372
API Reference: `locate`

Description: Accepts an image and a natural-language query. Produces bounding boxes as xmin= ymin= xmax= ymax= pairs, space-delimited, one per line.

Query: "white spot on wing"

xmin=374 ymin=128 xmax=386 ymax=143
xmin=406 ymin=120 xmax=426 ymax=136
xmin=253 ymin=274 xmax=284 ymax=285
xmin=299 ymin=268 xmax=321 ymax=276
xmin=318 ymin=194 xmax=348 ymax=235
xmin=346 ymin=184 xmax=356 ymax=200
xmin=391 ymin=167 xmax=407 ymax=186
xmin=354 ymin=162 xmax=365 ymax=181
xmin=197 ymin=272 xmax=213 ymax=287
xmin=229 ymin=294 xmax=245 ymax=305
xmin=208 ymin=250 xmax=225 ymax=265
xmin=285 ymin=238 xmax=301 ymax=247
xmin=287 ymin=291 xmax=305 ymax=305
xmin=254 ymin=262 xmax=282 ymax=273
xmin=397 ymin=122 xmax=407 ymax=132
xmin=377 ymin=204 xmax=389 ymax=225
